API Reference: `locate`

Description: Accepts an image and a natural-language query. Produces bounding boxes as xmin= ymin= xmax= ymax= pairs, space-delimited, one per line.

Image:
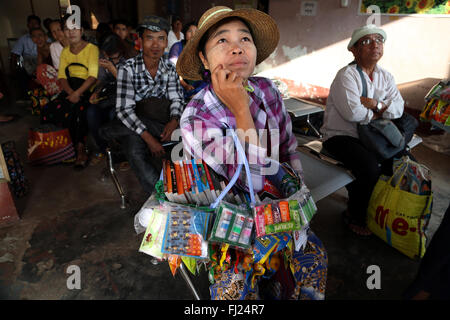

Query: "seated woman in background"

xmin=31 ymin=27 xmax=52 ymax=66
xmin=30 ymin=27 xmax=62 ymax=109
xmin=87 ymin=33 xmax=129 ymax=165
xmin=167 ymin=16 xmax=184 ymax=52
xmin=51 ymin=18 xmax=99 ymax=169
xmin=169 ymin=21 xmax=206 ymax=100
xmin=49 ymin=19 xmax=69 ymax=70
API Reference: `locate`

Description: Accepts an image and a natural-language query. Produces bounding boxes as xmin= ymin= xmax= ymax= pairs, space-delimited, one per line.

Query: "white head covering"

xmin=347 ymin=24 xmax=386 ymax=50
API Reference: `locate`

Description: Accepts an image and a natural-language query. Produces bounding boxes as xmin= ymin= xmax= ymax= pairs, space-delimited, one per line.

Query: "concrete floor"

xmin=0 ymin=99 xmax=449 ymax=300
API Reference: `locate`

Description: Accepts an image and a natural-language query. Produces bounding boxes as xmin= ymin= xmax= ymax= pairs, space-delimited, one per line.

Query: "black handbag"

xmin=95 ymin=80 xmax=117 ymax=109
xmin=354 ymin=64 xmax=418 ymax=160
xmin=60 ymin=62 xmax=91 ymax=100
xmin=135 ymin=97 xmax=171 ymax=125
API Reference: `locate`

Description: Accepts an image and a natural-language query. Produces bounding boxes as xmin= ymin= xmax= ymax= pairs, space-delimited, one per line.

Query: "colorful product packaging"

xmin=139 ymin=207 xmax=169 ymax=259
xmin=209 ymin=202 xmax=255 ymax=249
xmin=161 ymin=203 xmax=210 ymax=259
xmin=253 ymin=196 xmax=317 ymax=237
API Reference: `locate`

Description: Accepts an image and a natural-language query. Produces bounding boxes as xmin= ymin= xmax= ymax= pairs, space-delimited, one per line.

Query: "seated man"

xmin=101 ymin=16 xmax=185 ymax=196
xmin=10 ymin=15 xmax=41 ymax=98
xmin=320 ymin=25 xmax=405 ymax=237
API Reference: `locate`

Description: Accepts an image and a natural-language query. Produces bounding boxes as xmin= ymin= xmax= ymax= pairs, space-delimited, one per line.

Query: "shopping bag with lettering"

xmin=28 ymin=125 xmax=75 ymax=165
xmin=367 ymin=156 xmax=433 ymax=259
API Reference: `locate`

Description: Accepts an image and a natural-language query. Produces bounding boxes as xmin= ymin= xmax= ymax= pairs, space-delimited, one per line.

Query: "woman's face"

xmin=199 ymin=19 xmax=257 ymax=80
xmin=49 ymin=22 xmax=65 ymax=43
xmin=64 ymin=26 xmax=83 ymax=45
xmin=185 ymin=25 xmax=197 ymax=41
xmin=31 ymin=29 xmax=47 ymax=48
xmin=173 ymin=20 xmax=182 ymax=33
xmin=103 ymin=51 xmax=122 ymax=65
xmin=114 ymin=23 xmax=128 ymax=40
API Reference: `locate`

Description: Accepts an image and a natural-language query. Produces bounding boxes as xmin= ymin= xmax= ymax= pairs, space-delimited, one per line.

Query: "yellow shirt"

xmin=58 ymin=43 xmax=99 ymax=80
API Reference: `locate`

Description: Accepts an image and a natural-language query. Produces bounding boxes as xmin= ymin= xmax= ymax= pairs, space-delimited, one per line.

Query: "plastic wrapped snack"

xmin=209 ymin=202 xmax=254 ymax=249
xmin=139 ymin=207 xmax=169 ymax=259
xmin=161 ymin=203 xmax=210 ymax=259
xmin=253 ymin=199 xmax=306 ymax=237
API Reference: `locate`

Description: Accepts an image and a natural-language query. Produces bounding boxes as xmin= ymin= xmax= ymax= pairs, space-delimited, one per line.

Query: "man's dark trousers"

xmin=100 ymin=117 xmax=166 ymax=196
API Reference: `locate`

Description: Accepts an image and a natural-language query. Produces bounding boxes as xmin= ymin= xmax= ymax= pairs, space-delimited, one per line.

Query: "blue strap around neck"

xmin=210 ymin=123 xmax=256 ymax=209
xmin=355 ymin=64 xmax=368 ymax=98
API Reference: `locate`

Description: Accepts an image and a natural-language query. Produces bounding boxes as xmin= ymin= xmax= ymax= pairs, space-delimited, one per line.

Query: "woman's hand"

xmin=89 ymin=91 xmax=99 ymax=104
xmin=99 ymin=59 xmax=118 ymax=78
xmin=211 ymin=64 xmax=249 ymax=117
xmin=99 ymin=59 xmax=114 ymax=72
xmin=67 ymin=90 xmax=81 ymax=104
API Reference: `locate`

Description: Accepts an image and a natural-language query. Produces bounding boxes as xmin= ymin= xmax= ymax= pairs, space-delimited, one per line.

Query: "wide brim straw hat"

xmin=176 ymin=6 xmax=279 ymax=81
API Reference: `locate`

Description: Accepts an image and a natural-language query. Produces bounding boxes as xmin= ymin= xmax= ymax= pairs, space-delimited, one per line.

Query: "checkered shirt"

xmin=180 ymin=77 xmax=303 ymax=193
xmin=116 ymin=52 xmax=185 ymax=135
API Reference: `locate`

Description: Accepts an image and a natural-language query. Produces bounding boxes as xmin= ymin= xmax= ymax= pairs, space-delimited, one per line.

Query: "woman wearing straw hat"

xmin=178 ymin=6 xmax=328 ymax=300
xmin=177 ymin=6 xmax=304 ymax=194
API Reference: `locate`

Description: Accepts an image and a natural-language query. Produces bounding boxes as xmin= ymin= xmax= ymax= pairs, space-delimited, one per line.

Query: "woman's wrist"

xmin=232 ymin=102 xmax=252 ymax=119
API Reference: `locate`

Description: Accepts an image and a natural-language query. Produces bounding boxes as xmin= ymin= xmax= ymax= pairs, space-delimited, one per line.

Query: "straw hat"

xmin=176 ymin=6 xmax=279 ymax=81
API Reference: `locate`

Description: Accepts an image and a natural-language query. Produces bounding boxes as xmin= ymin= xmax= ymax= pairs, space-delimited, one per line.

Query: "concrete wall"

xmin=0 ymin=0 xmax=60 ymax=72
xmin=257 ymin=0 xmax=450 ymax=88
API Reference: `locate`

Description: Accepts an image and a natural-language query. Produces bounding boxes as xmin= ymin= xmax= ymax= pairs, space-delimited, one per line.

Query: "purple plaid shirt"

xmin=180 ymin=76 xmax=303 ymax=193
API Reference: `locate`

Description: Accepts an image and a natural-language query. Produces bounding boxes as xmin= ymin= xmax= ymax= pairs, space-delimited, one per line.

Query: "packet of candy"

xmin=288 ymin=200 xmax=303 ymax=229
xmin=253 ymin=235 xmax=280 ymax=265
xmin=161 ymin=203 xmax=210 ymax=259
xmin=279 ymin=201 xmax=291 ymax=223
xmin=271 ymin=203 xmax=282 ymax=224
xmin=139 ymin=207 xmax=168 ymax=259
xmin=209 ymin=202 xmax=254 ymax=249
xmin=271 ymin=232 xmax=292 ymax=253
xmin=254 ymin=205 xmax=266 ymax=237
xmin=168 ymin=254 xmax=181 ymax=277
xmin=253 ymin=200 xmax=303 ymax=237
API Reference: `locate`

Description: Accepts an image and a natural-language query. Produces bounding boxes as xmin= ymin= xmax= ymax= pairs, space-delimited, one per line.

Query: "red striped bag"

xmin=28 ymin=127 xmax=75 ymax=165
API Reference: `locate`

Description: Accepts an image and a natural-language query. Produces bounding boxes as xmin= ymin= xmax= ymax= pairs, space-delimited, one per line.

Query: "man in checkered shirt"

xmin=103 ymin=16 xmax=185 ymax=195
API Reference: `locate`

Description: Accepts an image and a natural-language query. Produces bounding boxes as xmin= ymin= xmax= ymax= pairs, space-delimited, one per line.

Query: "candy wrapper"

xmin=209 ymin=202 xmax=254 ymax=249
xmin=253 ymin=235 xmax=280 ymax=265
xmin=139 ymin=207 xmax=168 ymax=259
xmin=253 ymin=199 xmax=310 ymax=237
xmin=293 ymin=227 xmax=309 ymax=252
xmin=161 ymin=203 xmax=210 ymax=259
xmin=168 ymin=255 xmax=181 ymax=277
xmin=272 ymin=232 xmax=292 ymax=253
